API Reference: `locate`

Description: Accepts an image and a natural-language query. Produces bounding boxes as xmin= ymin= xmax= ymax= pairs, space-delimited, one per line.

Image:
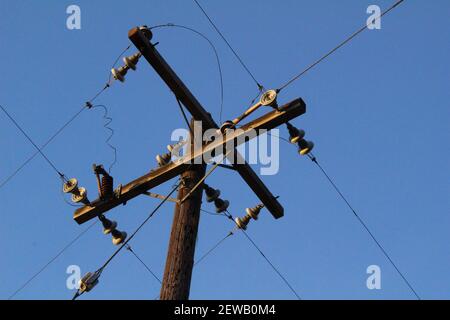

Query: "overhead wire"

xmin=150 ymin=23 xmax=225 ymax=122
xmin=107 ymin=45 xmax=131 ymax=84
xmin=7 ymin=220 xmax=99 ymax=300
xmin=277 ymin=0 xmax=406 ymax=92
xmin=192 ymin=0 xmax=264 ymax=92
xmin=223 ymin=209 xmax=302 ymax=300
xmin=268 ymin=129 xmax=421 ymax=299
xmin=126 ymin=244 xmax=161 ymax=284
xmin=201 ymin=208 xmax=227 ymax=217
xmin=0 ymin=106 xmax=86 ymax=190
xmin=194 ymin=231 xmax=234 ymax=266
xmin=175 ymin=96 xmax=193 ymax=135
xmin=0 ymin=104 xmax=67 ymax=181
xmin=305 ymin=152 xmax=421 ymax=300
xmin=267 ymin=129 xmax=421 ymax=299
xmin=91 ymin=104 xmax=117 ymax=173
xmin=189 ymin=0 xmax=268 ymax=125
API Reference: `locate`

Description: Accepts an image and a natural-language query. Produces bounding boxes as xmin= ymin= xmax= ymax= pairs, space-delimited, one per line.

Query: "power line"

xmin=151 ymin=23 xmax=225 ymax=123
xmin=0 ymin=104 xmax=66 ymax=180
xmin=306 ymin=152 xmax=421 ymax=300
xmin=194 ymin=231 xmax=234 ymax=266
xmin=240 ymin=229 xmax=301 ymax=300
xmin=277 ymin=0 xmax=405 ymax=92
xmin=224 ymin=210 xmax=302 ymax=300
xmin=201 ymin=208 xmax=227 ymax=217
xmin=88 ymin=84 xmax=110 ymax=104
xmin=175 ymin=96 xmax=193 ymax=135
xmin=7 ymin=220 xmax=98 ymax=300
xmin=266 ymin=130 xmax=291 ymax=145
xmin=126 ymin=245 xmax=161 ymax=284
xmin=192 ymin=0 xmax=264 ymax=91
xmin=267 ymin=131 xmax=421 ymax=299
xmin=92 ymin=105 xmax=117 ymax=173
xmin=0 ymin=105 xmax=86 ymax=190
xmin=107 ymin=45 xmax=131 ymax=84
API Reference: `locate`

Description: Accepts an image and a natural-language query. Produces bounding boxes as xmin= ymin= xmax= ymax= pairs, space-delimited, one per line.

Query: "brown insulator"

xmin=101 ymin=175 xmax=114 ymax=199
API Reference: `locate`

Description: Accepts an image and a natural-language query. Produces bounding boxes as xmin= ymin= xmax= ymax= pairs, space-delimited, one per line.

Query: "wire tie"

xmin=58 ymin=172 xmax=67 ymax=181
xmin=257 ymin=83 xmax=264 ymax=92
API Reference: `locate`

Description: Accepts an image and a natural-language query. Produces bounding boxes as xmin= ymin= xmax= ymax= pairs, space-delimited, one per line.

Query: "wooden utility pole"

xmin=72 ymin=26 xmax=307 ymax=300
xmin=160 ymin=130 xmax=206 ymax=300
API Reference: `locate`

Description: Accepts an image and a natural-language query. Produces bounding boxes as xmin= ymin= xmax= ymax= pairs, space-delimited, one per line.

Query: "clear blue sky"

xmin=0 ymin=0 xmax=448 ymax=300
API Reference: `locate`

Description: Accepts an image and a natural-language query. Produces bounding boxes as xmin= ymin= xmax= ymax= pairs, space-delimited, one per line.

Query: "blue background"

xmin=0 ymin=0 xmax=448 ymax=300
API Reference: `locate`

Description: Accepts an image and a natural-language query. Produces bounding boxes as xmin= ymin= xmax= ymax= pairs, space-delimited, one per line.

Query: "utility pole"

xmin=160 ymin=126 xmax=206 ymax=299
xmin=71 ymin=26 xmax=307 ymax=300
